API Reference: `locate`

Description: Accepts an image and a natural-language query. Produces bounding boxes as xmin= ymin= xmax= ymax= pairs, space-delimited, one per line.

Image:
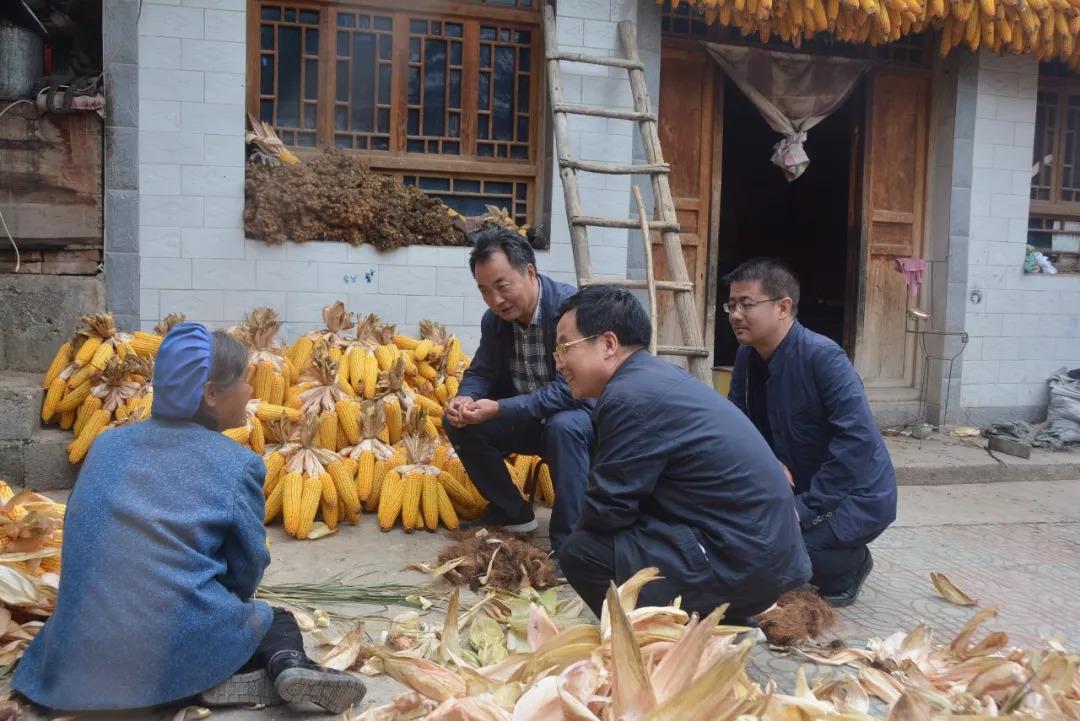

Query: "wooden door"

xmin=854 ymin=72 xmax=929 ymax=390
xmin=657 ymin=44 xmax=720 ymax=365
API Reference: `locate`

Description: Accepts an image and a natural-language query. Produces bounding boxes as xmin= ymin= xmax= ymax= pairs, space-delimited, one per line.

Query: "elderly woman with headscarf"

xmin=12 ymin=323 xmax=366 ymax=714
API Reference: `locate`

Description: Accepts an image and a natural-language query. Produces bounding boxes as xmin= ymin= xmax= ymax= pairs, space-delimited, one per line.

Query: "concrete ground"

xmin=5 ymin=479 xmax=1079 ymax=720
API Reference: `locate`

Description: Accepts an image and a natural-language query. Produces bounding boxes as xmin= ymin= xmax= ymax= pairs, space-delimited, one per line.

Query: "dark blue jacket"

xmin=458 ymin=273 xmax=592 ymax=421
xmin=729 ymin=322 xmax=897 ymax=544
xmin=13 ymin=419 xmax=273 ymax=710
xmin=581 ymin=350 xmax=811 ymax=616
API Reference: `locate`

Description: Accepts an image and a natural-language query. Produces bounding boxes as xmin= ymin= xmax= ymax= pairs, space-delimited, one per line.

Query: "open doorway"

xmin=713 ymin=75 xmax=864 ymax=366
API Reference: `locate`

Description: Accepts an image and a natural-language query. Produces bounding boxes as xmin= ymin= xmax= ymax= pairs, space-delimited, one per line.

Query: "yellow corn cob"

xmin=264 ymin=451 xmax=286 ymax=494
xmin=340 ymin=350 xmax=356 ymax=388
xmin=445 ymin=338 xmax=462 ymax=374
xmin=434 ymin=383 xmax=449 ymax=404
xmin=129 ymin=331 xmax=162 ymax=357
xmin=446 ymin=376 xmax=459 ymax=398
xmin=330 ymin=347 xmax=343 ymax=362
xmin=437 ymin=471 xmax=474 ymax=507
xmin=40 ymin=554 xmax=61 ymax=575
xmin=57 ymin=380 xmax=93 ymax=413
xmin=384 ymin=397 xmax=403 ymax=444
xmin=223 ymin=426 xmax=251 ymax=445
xmin=68 ymin=409 xmax=110 ymax=463
xmin=114 ymin=402 xmax=130 ymax=422
xmin=417 ymin=361 xmax=439 ymax=382
xmin=270 ymin=374 xmax=286 ymax=406
xmin=378 ymin=426 xmax=391 ymax=445
xmin=328 ymin=459 xmax=361 ymax=518
xmin=375 ymin=344 xmax=394 ymax=371
xmin=424 ymin=417 xmax=439 ymax=439
xmin=296 ymin=475 xmax=322 ymax=539
xmin=319 ymin=472 xmax=339 ymax=529
xmin=282 ymin=472 xmax=304 ymax=535
xmin=401 ymin=471 xmax=424 ymax=532
xmin=74 ymin=396 xmax=104 ymax=437
xmin=256 ymin=402 xmax=301 ymax=423
xmin=74 ymin=337 xmax=102 ymax=367
xmin=377 ymin=470 xmax=405 ymax=529
xmin=348 ymin=349 xmax=365 ymax=393
xmin=537 ymin=462 xmax=555 ymax=507
xmin=356 ymin=451 xmax=376 ymax=502
xmin=514 ymin=455 xmax=532 ymax=486
xmin=448 ymin=457 xmax=467 ymax=484
xmin=289 ymin=336 xmax=315 ymax=370
xmin=337 ymin=399 xmax=361 ymax=446
xmin=318 ymin=410 xmax=339 ymax=450
xmin=264 ymin=481 xmax=285 ymax=523
xmin=394 ymin=335 xmax=420 ymax=350
xmin=413 ymin=395 xmax=444 ymax=417
xmin=363 ymin=354 xmax=379 ymax=399
xmin=252 ymin=362 xmax=274 ymax=401
xmin=250 ymin=418 xmax=266 ymax=454
xmin=68 ymin=344 xmax=112 ymax=389
xmin=433 ymin=444 xmax=450 ymax=470
xmin=42 ymin=377 xmax=66 ymax=423
xmin=402 ymin=353 xmax=418 ymax=376
xmin=59 ymin=409 xmax=76 ymax=430
xmin=414 ymin=339 xmax=434 ymax=361
xmin=436 ymin=483 xmax=459 ymax=530
xmin=43 ymin=342 xmax=73 ymax=388
xmin=421 ymin=474 xmax=439 ymax=531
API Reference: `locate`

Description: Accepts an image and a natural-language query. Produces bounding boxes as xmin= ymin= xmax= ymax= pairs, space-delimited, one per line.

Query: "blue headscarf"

xmin=152 ymin=322 xmax=213 ymax=420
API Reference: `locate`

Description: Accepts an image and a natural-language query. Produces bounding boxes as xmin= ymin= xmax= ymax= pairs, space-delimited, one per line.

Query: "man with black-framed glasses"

xmin=443 ymin=228 xmax=593 ymax=555
xmin=725 ymin=257 xmax=896 ymax=608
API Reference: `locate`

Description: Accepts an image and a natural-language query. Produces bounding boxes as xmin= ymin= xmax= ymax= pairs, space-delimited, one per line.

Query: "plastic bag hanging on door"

xmin=705 ymin=44 xmax=869 ymax=182
xmin=770 ymin=132 xmax=811 ymax=181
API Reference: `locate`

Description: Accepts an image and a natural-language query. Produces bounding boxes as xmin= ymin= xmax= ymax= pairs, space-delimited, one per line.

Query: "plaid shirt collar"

xmin=510 ymin=281 xmax=551 ymax=394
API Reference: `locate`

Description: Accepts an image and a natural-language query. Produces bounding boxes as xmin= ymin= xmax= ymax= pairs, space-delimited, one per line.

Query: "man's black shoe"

xmin=267 ymin=650 xmax=367 ymax=714
xmin=459 ymin=507 xmax=538 ymax=534
xmin=820 ymin=552 xmax=874 ymax=608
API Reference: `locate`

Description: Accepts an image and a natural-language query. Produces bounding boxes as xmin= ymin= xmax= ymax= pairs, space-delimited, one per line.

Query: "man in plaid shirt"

xmin=444 ymin=229 xmax=593 ymax=554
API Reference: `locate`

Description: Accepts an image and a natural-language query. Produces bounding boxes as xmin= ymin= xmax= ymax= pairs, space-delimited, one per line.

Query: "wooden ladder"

xmin=541 ymin=5 xmax=712 ymax=383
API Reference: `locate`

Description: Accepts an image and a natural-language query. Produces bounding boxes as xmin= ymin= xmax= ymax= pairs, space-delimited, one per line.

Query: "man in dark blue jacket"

xmin=725 ymin=258 xmax=896 ymax=607
xmin=555 ymin=285 xmax=810 ymax=619
xmin=444 ymin=229 xmax=592 ymax=553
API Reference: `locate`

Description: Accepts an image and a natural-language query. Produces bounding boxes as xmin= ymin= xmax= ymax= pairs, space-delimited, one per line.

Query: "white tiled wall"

xmin=137 ymin=0 xmax=637 ymax=353
xmin=959 ymin=51 xmax=1080 ymax=421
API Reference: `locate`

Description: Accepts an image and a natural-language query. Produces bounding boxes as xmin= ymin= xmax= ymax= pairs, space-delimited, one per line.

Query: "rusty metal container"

xmin=0 ymin=21 xmax=44 ymax=99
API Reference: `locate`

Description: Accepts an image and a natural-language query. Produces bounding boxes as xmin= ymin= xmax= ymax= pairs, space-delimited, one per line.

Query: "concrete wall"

xmin=136 ymin=0 xmax=639 ymax=352
xmin=958 ymin=51 xmax=1080 ymax=424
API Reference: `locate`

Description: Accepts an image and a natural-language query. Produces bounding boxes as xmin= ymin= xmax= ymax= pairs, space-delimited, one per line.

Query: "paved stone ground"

xmin=5 ymin=480 xmax=1078 ymax=720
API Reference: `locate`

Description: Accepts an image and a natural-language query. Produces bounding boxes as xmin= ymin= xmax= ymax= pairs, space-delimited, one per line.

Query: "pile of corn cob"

xmin=668 ymin=0 xmax=1080 ymax=66
xmin=37 ymin=304 xmax=556 ymax=539
xmin=40 ymin=314 xmax=181 ymax=463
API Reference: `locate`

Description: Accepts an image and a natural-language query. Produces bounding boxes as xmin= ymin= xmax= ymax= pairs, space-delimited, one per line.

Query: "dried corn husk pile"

xmin=0 ymin=481 xmax=65 ymax=668
xmin=353 ymin=567 xmax=1080 ymax=721
xmin=668 ymin=0 xmax=1080 ymax=66
xmin=40 ymin=313 xmax=176 ymax=463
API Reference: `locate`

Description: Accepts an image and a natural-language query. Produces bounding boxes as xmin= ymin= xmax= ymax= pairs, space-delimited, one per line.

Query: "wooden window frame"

xmin=247 ymin=0 xmax=547 ymax=228
xmin=1031 ymin=75 xmax=1080 ymax=220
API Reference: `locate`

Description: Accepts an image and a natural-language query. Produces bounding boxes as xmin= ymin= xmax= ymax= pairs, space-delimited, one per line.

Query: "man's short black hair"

xmin=722 ymin=257 xmax=801 ymax=314
xmin=469 ymin=228 xmax=536 ymax=275
xmin=558 ymin=286 xmax=651 ymax=349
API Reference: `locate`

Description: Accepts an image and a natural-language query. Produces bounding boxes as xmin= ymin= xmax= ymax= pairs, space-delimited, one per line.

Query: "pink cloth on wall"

xmin=895 ymin=257 xmax=927 ymax=298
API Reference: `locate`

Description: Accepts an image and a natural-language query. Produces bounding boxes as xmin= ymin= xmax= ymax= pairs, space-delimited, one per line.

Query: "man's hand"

xmin=445 ymin=395 xmax=474 ymax=428
xmin=459 ymin=398 xmax=500 ymax=426
xmin=780 ymin=462 xmax=794 ymax=489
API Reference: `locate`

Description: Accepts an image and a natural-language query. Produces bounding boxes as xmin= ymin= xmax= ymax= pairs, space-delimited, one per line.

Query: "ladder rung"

xmin=553 ymin=103 xmax=656 ymax=122
xmin=548 ymin=51 xmax=644 ymax=70
xmin=581 ymin=278 xmax=695 ymax=292
xmin=657 ymin=345 xmax=711 ymax=358
xmin=561 ymin=158 xmax=670 ymax=175
xmin=572 ymin=215 xmax=679 ymax=232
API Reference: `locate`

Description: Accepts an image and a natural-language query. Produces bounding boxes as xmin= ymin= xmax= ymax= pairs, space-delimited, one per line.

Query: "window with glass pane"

xmin=477 ymin=24 xmax=533 ymax=161
xmin=402 ymin=175 xmax=530 ymax=226
xmin=406 ymin=19 xmax=465 ymax=155
xmin=1030 ymin=80 xmax=1080 ymax=217
xmin=334 ymin=12 xmax=393 ymax=151
xmin=259 ymin=5 xmax=320 ymax=147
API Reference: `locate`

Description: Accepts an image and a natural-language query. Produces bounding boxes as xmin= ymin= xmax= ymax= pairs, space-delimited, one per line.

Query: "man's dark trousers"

xmin=445 ymin=409 xmax=592 ymax=552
